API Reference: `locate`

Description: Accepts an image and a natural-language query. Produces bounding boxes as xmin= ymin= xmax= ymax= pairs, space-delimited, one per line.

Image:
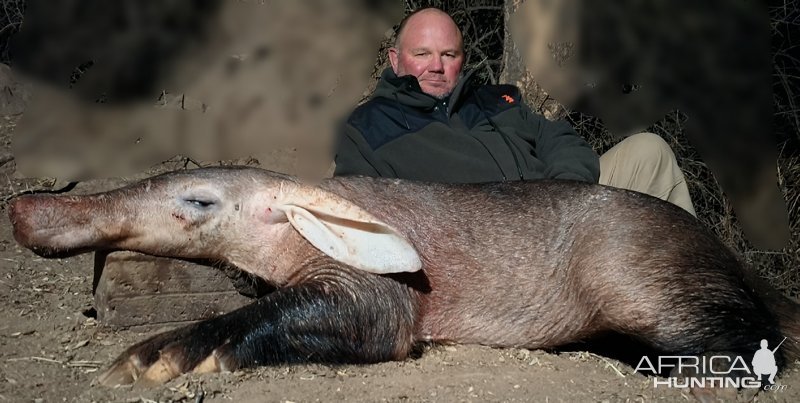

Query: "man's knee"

xmin=601 ymin=132 xmax=696 ymax=216
xmin=615 ymin=132 xmax=677 ymax=167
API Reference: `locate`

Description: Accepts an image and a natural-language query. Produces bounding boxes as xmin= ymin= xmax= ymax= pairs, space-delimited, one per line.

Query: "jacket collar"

xmin=374 ymin=67 xmax=477 ymax=113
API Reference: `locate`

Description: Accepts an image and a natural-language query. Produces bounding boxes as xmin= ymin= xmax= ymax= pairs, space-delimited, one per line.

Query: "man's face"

xmin=389 ymin=11 xmax=465 ymax=99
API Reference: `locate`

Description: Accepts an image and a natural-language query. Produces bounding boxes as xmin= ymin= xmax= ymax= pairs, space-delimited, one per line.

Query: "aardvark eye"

xmin=188 ymin=199 xmax=214 ymax=208
xmin=182 ymin=197 xmax=217 ymax=209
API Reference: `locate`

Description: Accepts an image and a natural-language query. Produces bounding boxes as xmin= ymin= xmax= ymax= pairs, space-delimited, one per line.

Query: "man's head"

xmin=388 ymin=8 xmax=465 ymax=99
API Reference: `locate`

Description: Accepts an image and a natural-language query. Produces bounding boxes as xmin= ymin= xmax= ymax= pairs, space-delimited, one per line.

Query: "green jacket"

xmin=334 ymin=68 xmax=600 ymax=183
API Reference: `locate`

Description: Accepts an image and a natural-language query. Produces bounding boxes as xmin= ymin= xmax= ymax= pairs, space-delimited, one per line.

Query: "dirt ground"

xmin=1 ymin=114 xmax=800 ymax=403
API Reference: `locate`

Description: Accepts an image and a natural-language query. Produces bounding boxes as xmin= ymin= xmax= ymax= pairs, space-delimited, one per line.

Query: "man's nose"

xmin=428 ymin=56 xmax=444 ymax=73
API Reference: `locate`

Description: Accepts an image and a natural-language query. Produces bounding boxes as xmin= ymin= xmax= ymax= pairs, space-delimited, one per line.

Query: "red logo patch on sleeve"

xmin=501 ymin=94 xmax=515 ymax=104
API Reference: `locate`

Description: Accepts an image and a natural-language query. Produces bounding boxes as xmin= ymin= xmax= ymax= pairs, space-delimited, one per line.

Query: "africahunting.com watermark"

xmin=634 ymin=337 xmax=788 ymax=391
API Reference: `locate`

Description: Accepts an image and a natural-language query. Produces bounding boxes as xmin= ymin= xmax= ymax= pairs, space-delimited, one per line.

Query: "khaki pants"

xmin=599 ymin=132 xmax=697 ymax=216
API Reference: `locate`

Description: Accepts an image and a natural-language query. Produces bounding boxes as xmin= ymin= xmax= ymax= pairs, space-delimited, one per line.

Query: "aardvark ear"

xmin=276 ymin=199 xmax=422 ymax=274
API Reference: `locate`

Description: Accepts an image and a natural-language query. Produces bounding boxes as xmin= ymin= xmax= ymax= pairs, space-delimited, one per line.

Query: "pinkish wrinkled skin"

xmin=8 ymin=166 xmax=613 ymax=346
xmin=8 ymin=166 xmax=800 ymax=378
xmin=9 ymin=169 xmax=317 ymax=287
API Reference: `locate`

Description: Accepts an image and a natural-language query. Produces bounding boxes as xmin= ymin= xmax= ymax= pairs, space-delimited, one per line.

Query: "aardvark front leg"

xmin=98 ymin=272 xmax=417 ymax=386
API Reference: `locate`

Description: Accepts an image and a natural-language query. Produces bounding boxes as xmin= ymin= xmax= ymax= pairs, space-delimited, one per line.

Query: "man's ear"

xmin=388 ymin=47 xmax=400 ymax=74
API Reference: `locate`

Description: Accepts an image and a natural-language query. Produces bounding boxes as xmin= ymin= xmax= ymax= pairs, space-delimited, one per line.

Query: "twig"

xmin=7 ymin=356 xmax=64 ymax=365
xmin=7 ymin=357 xmax=104 ymax=368
xmin=587 ymin=352 xmax=626 ymax=378
xmin=0 ymin=154 xmax=12 ymax=167
xmin=66 ymin=360 xmax=103 ymax=368
xmin=0 ymin=22 xmax=20 ymax=37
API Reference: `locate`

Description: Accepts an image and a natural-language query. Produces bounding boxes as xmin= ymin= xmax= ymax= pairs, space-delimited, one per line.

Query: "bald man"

xmin=334 ymin=7 xmax=695 ymax=215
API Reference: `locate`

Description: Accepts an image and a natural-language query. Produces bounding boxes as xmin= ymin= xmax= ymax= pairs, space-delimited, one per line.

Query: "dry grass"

xmin=0 ymin=0 xmax=24 ymax=63
xmin=568 ymin=106 xmax=800 ymax=297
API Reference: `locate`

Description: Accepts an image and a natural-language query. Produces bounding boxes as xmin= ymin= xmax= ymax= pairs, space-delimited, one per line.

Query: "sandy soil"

xmin=1 ymin=114 xmax=800 ymax=403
